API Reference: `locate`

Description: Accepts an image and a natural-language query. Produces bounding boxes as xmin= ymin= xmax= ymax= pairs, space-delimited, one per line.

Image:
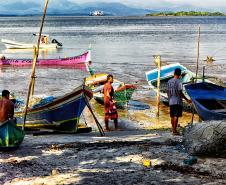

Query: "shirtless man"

xmin=0 ymin=90 xmax=14 ymax=123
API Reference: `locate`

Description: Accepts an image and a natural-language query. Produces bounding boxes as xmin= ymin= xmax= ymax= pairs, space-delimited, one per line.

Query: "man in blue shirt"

xmin=167 ymin=68 xmax=191 ymax=135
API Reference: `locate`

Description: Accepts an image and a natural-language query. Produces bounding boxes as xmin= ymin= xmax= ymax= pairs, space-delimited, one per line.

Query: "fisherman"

xmin=44 ymin=36 xmax=48 ymax=44
xmin=167 ymin=68 xmax=191 ymax=135
xmin=103 ymin=74 xmax=119 ymax=131
xmin=41 ymin=36 xmax=45 ymax=44
xmin=0 ymin=90 xmax=14 ymax=123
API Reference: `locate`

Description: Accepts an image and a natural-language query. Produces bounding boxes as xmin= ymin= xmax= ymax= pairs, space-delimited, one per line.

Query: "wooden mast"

xmin=23 ymin=0 xmax=49 ymax=130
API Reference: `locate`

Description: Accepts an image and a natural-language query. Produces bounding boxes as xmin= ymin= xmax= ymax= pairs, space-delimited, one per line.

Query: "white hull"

xmin=1 ymin=39 xmax=61 ymax=49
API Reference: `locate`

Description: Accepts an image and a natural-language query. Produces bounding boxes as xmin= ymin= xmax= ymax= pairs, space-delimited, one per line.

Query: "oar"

xmin=23 ymin=0 xmax=49 ymax=130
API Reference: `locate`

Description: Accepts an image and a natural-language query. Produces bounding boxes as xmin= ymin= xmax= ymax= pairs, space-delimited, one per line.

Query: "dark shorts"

xmin=170 ymin=104 xmax=183 ymax=117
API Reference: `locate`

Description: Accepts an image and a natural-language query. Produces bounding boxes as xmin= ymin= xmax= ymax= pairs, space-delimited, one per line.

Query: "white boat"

xmin=1 ymin=35 xmax=62 ymax=49
xmin=90 ymin=10 xmax=104 ymax=16
xmin=145 ymin=63 xmax=212 ymax=106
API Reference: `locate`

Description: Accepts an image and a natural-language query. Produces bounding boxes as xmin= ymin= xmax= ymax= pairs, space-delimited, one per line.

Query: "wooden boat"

xmin=1 ymin=37 xmax=62 ymax=49
xmin=145 ymin=63 xmax=196 ymax=102
xmin=0 ymin=50 xmax=91 ymax=66
xmin=185 ymin=82 xmax=226 ymax=121
xmin=85 ymin=73 xmax=136 ymax=108
xmin=94 ymin=85 xmax=136 ymax=108
xmin=15 ymin=85 xmax=93 ymax=131
xmin=0 ymin=120 xmax=25 ymax=150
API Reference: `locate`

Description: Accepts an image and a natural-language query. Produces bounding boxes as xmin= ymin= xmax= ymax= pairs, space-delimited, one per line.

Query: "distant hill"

xmin=0 ymin=1 xmax=154 ymax=16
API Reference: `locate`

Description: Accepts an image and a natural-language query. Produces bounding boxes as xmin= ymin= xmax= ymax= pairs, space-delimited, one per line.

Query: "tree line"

xmin=146 ymin=11 xmax=225 ymax=16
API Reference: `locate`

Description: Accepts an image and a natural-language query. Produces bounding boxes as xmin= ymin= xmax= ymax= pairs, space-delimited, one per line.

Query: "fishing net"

xmin=183 ymin=121 xmax=226 ymax=156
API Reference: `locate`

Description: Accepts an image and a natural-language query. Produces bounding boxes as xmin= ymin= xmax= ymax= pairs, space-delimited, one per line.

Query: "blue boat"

xmin=15 ymin=85 xmax=93 ymax=132
xmin=145 ymin=63 xmax=195 ymax=101
xmin=185 ymin=82 xmax=226 ymax=121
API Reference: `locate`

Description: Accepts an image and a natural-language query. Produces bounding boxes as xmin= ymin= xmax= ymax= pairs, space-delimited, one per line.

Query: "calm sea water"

xmin=0 ymin=16 xmax=226 ymax=98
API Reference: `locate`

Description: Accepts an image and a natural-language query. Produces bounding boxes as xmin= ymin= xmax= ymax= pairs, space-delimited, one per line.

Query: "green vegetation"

xmin=146 ymin=11 xmax=226 ymax=16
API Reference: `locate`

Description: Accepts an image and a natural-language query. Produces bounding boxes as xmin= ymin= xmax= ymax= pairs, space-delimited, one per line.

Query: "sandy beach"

xmin=1 ymin=128 xmax=226 ymax=185
xmin=1 ymin=96 xmax=226 ymax=185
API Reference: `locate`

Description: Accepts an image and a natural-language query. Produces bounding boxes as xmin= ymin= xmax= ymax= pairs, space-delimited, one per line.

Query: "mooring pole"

xmin=195 ymin=26 xmax=201 ymax=83
xmin=155 ymin=55 xmax=161 ymax=117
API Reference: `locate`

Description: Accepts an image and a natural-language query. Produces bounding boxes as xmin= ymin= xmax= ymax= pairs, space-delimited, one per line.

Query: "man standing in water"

xmin=0 ymin=90 xmax=14 ymax=123
xmin=167 ymin=68 xmax=191 ymax=135
xmin=103 ymin=74 xmax=119 ymax=131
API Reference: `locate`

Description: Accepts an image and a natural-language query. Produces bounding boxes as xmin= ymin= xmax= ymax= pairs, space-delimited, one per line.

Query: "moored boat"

xmin=185 ymin=82 xmax=226 ymax=121
xmin=85 ymin=73 xmax=136 ymax=108
xmin=0 ymin=120 xmax=25 ymax=150
xmin=93 ymin=84 xmax=136 ymax=108
xmin=90 ymin=10 xmax=104 ymax=16
xmin=0 ymin=50 xmax=91 ymax=66
xmin=145 ymin=63 xmax=194 ymax=102
xmin=15 ymin=85 xmax=93 ymax=132
xmin=1 ymin=35 xmax=62 ymax=49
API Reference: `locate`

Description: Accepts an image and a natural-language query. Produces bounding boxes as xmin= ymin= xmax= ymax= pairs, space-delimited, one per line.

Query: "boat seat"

xmin=213 ymin=109 xmax=226 ymax=113
xmin=216 ymin=100 xmax=226 ymax=109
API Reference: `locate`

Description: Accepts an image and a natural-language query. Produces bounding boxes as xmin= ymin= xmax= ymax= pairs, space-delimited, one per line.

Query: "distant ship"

xmin=90 ymin=10 xmax=104 ymax=16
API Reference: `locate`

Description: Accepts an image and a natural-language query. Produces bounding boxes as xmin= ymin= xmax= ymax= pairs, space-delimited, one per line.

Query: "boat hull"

xmin=15 ymin=85 xmax=93 ymax=131
xmin=94 ymin=85 xmax=136 ymax=109
xmin=145 ymin=63 xmax=203 ymax=111
xmin=0 ymin=120 xmax=25 ymax=149
xmin=185 ymin=82 xmax=226 ymax=121
xmin=85 ymin=74 xmax=136 ymax=108
xmin=0 ymin=50 xmax=91 ymax=67
xmin=1 ymin=39 xmax=61 ymax=49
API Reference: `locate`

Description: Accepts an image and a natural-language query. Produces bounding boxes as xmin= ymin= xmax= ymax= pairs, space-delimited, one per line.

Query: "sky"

xmin=2 ymin=0 xmax=226 ymax=10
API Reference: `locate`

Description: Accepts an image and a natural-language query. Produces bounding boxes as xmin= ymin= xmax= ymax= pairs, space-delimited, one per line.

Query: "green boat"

xmin=94 ymin=84 xmax=136 ymax=109
xmin=85 ymin=73 xmax=136 ymax=109
xmin=0 ymin=120 xmax=25 ymax=150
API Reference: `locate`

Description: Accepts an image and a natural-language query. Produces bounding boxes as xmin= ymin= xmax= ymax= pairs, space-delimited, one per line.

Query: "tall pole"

xmin=191 ymin=26 xmax=201 ymax=124
xmin=155 ymin=55 xmax=161 ymax=117
xmin=195 ymin=26 xmax=201 ymax=83
xmin=23 ymin=0 xmax=49 ymax=130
